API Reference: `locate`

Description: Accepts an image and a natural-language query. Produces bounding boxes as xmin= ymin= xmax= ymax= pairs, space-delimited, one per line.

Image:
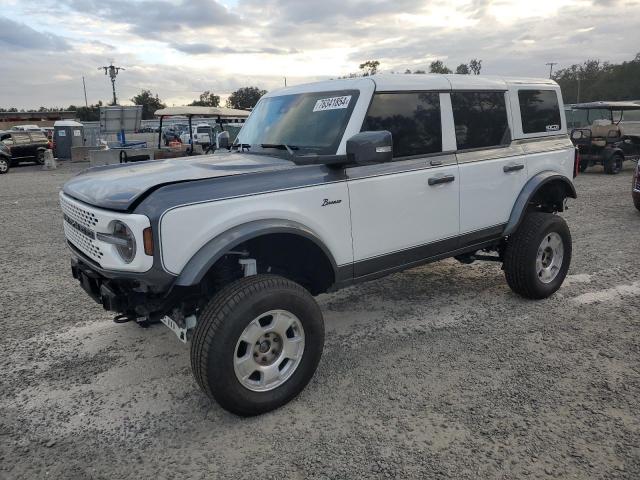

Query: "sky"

xmin=0 ymin=0 xmax=639 ymax=109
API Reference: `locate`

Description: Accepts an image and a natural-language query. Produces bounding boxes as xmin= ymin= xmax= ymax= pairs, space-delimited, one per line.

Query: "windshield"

xmin=236 ymin=89 xmax=360 ymax=155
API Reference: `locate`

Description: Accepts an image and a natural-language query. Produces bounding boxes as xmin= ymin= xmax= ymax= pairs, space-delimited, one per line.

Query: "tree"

xmin=226 ymin=86 xmax=267 ymax=110
xmin=552 ymin=53 xmax=640 ymax=103
xmin=429 ymin=60 xmax=452 ymax=74
xmin=455 ymin=63 xmax=470 ymax=74
xmin=469 ymin=58 xmax=482 ymax=75
xmin=189 ymin=90 xmax=220 ymax=107
xmin=131 ymin=90 xmax=166 ymax=119
xmin=70 ymin=101 xmax=103 ymax=122
xmin=359 ymin=60 xmax=380 ymax=76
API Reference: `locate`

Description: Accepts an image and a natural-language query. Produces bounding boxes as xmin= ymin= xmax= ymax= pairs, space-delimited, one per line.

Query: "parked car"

xmin=633 ymin=161 xmax=640 ymax=211
xmin=0 ymin=142 xmax=10 ymax=174
xmin=570 ymin=101 xmax=640 ymax=174
xmin=59 ymin=74 xmax=577 ymax=416
xmin=0 ymin=130 xmax=49 ymax=166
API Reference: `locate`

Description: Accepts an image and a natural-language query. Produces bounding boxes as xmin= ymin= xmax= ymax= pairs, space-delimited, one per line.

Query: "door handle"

xmin=503 ymin=163 xmax=525 ymax=173
xmin=428 ymin=174 xmax=455 ymax=186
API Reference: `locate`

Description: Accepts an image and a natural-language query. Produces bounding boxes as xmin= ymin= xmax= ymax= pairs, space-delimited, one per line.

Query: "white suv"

xmin=60 ymin=74 xmax=578 ymax=415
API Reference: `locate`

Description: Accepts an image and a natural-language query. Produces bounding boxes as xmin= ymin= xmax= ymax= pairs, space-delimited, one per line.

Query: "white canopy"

xmin=154 ymin=106 xmax=250 ymax=118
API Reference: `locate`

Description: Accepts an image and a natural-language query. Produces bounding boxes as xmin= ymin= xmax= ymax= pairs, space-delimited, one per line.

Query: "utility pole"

xmin=99 ymin=63 xmax=125 ymax=105
xmin=545 ymin=62 xmax=558 ymax=79
xmin=82 ymin=76 xmax=88 ymax=107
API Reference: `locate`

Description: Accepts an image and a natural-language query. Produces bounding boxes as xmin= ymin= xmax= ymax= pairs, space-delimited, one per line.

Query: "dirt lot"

xmin=1 ymin=161 xmax=639 ymax=480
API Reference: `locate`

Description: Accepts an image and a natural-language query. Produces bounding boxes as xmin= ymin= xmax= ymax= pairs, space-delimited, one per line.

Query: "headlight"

xmin=97 ymin=221 xmax=136 ymax=263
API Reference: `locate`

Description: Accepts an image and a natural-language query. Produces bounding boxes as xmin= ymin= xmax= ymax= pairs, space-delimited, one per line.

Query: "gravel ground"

xmin=1 ymin=160 xmax=639 ymax=480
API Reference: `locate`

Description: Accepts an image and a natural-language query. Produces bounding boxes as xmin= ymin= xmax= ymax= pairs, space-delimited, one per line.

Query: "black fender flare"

xmin=174 ymin=219 xmax=339 ymax=287
xmin=503 ymin=172 xmax=576 ymax=236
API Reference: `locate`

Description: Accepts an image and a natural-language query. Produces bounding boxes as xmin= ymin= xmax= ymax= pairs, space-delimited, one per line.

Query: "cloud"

xmin=170 ymin=42 xmax=297 ymax=55
xmin=1 ymin=0 xmax=640 ymax=109
xmin=65 ymin=0 xmax=238 ymax=36
xmin=0 ymin=16 xmax=70 ymax=51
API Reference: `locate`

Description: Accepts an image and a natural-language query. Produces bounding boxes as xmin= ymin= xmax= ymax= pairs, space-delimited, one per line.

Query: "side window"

xmin=362 ymin=92 xmax=442 ymax=158
xmin=518 ymin=90 xmax=561 ymax=134
xmin=0 ymin=133 xmax=12 ymax=145
xmin=451 ymin=91 xmax=509 ymax=150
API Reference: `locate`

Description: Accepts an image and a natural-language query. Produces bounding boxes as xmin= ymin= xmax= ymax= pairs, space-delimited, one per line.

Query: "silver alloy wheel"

xmin=0 ymin=159 xmax=7 ymax=173
xmin=234 ymin=309 xmax=305 ymax=392
xmin=536 ymin=232 xmax=564 ymax=284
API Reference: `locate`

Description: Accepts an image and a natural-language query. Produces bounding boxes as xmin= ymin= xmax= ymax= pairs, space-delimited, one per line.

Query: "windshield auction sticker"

xmin=313 ymin=95 xmax=352 ymax=112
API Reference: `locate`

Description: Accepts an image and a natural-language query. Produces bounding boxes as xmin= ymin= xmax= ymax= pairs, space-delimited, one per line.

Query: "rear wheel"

xmin=604 ymin=154 xmax=623 ymax=174
xmin=36 ymin=150 xmax=45 ymax=165
xmin=191 ymin=274 xmax=324 ymax=416
xmin=0 ymin=157 xmax=9 ymax=174
xmin=503 ymin=212 xmax=572 ymax=299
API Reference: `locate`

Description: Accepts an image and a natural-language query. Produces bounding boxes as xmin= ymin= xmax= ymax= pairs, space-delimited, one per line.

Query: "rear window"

xmin=518 ymin=90 xmax=561 ymax=134
xmin=12 ymin=133 xmax=31 ymax=144
xmin=451 ymin=91 xmax=510 ymax=150
xmin=362 ymin=92 xmax=442 ymax=158
xmin=28 ymin=132 xmax=47 ymax=141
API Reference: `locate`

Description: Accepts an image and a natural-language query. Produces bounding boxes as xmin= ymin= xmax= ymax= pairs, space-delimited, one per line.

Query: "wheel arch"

xmin=174 ymin=219 xmax=340 ymax=291
xmin=504 ymin=172 xmax=576 ymax=236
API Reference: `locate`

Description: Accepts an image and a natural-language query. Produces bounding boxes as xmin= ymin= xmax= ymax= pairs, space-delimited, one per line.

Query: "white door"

xmin=347 ymin=156 xmax=460 ymax=277
xmin=458 ymin=146 xmax=528 ymax=234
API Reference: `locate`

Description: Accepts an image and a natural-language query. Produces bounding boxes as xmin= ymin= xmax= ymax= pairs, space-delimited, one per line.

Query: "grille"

xmin=63 ymin=222 xmax=104 ymax=262
xmin=60 ymin=195 xmax=98 ymax=228
xmin=60 ymin=196 xmax=103 ymax=263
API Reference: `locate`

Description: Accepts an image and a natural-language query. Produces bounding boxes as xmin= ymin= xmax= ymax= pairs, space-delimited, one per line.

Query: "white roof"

xmin=54 ymin=120 xmax=83 ymax=127
xmin=265 ymin=74 xmax=558 ymax=97
xmin=155 ymin=106 xmax=250 ymax=117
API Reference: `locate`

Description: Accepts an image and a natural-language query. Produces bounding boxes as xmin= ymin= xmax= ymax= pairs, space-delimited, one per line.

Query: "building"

xmin=0 ymin=111 xmax=77 ymax=130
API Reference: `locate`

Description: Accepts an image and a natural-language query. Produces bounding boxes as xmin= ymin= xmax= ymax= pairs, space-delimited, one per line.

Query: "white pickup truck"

xmin=60 ymin=74 xmax=578 ymax=415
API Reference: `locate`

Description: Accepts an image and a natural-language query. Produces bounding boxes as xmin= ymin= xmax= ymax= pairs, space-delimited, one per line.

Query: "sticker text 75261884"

xmin=313 ymin=95 xmax=352 ymax=112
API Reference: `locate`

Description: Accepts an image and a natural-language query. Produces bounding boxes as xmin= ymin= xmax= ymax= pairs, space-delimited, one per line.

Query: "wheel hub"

xmin=536 ymin=232 xmax=564 ymax=284
xmin=253 ymin=332 xmax=283 ymax=365
xmin=234 ymin=309 xmax=305 ymax=392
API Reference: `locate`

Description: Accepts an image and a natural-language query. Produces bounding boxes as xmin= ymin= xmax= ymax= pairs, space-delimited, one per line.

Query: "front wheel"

xmin=503 ymin=212 xmax=572 ymax=299
xmin=604 ymin=154 xmax=623 ymax=174
xmin=36 ymin=150 xmax=45 ymax=165
xmin=191 ymin=275 xmax=324 ymax=416
xmin=0 ymin=156 xmax=9 ymax=174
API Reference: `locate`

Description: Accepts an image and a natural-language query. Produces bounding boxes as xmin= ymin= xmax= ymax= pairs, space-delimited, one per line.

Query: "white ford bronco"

xmin=60 ymin=74 xmax=578 ymax=415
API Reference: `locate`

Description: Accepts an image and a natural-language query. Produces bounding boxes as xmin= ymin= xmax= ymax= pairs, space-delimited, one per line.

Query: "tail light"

xmin=573 ymin=148 xmax=580 ymax=178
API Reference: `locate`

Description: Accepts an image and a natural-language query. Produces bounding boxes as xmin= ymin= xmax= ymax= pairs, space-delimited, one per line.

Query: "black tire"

xmin=634 ymin=196 xmax=640 ymax=213
xmin=579 ymin=159 xmax=589 ymax=172
xmin=504 ymin=212 xmax=572 ymax=299
xmin=36 ymin=150 xmax=45 ymax=165
xmin=0 ymin=156 xmax=9 ymax=174
xmin=604 ymin=154 xmax=623 ymax=174
xmin=191 ymin=274 xmax=324 ymax=416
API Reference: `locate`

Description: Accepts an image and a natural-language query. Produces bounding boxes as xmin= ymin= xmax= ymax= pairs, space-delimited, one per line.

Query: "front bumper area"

xmin=70 ymin=253 xmax=176 ymax=317
xmin=72 ymin=257 xmax=146 ymax=314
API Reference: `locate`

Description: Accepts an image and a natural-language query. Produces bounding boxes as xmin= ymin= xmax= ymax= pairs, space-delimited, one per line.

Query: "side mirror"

xmin=346 ymin=131 xmax=393 ymax=165
xmin=217 ymin=131 xmax=230 ymax=150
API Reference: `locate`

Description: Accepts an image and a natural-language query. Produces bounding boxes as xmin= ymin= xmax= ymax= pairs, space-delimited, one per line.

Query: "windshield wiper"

xmin=260 ymin=143 xmax=298 ymax=157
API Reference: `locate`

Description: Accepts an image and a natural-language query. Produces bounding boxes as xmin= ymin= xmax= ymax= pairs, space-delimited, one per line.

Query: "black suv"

xmin=0 ymin=130 xmax=50 ymax=167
